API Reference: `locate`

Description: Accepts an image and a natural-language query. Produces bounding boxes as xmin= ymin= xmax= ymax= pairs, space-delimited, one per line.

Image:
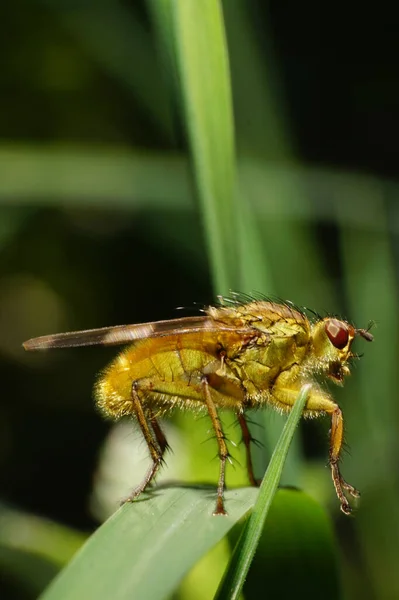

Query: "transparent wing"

xmin=23 ymin=316 xmax=245 ymax=350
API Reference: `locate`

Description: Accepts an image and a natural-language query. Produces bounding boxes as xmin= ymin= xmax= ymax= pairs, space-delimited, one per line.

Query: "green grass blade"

xmin=215 ymin=385 xmax=311 ymax=600
xmin=39 ymin=487 xmax=259 ymax=600
xmin=0 ymin=145 xmax=192 ymax=208
xmin=169 ymin=0 xmax=238 ymax=293
xmin=240 ymin=489 xmax=340 ymax=600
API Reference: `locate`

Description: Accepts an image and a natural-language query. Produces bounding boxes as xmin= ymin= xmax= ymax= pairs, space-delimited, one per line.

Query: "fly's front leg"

xmin=202 ymin=376 xmax=230 ymax=516
xmin=122 ymin=382 xmax=166 ymax=504
xmin=307 ymin=396 xmax=359 ymax=515
xmin=272 ymin=374 xmax=359 ymax=515
xmin=329 ymin=405 xmax=360 ymax=509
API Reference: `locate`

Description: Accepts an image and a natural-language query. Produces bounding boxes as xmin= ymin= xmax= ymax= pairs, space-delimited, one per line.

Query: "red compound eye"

xmin=325 ymin=319 xmax=349 ymax=349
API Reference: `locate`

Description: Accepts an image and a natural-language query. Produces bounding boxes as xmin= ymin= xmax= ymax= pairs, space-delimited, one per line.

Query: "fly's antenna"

xmin=356 ymin=320 xmax=375 ymax=342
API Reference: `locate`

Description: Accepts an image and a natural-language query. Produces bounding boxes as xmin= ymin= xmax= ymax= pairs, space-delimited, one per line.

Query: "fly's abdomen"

xmin=94 ymin=337 xmax=234 ymax=419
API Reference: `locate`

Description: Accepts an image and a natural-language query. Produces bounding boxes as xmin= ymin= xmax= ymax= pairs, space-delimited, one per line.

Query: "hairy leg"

xmin=237 ymin=412 xmax=259 ymax=487
xmin=272 ymin=377 xmax=358 ymax=515
xmin=202 ymin=377 xmax=230 ymax=515
xmin=123 ymin=383 xmax=164 ymax=503
xmin=148 ymin=409 xmax=169 ymax=456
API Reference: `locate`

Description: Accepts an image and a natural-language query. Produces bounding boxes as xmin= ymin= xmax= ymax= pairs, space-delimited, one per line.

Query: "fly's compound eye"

xmin=325 ymin=319 xmax=349 ymax=349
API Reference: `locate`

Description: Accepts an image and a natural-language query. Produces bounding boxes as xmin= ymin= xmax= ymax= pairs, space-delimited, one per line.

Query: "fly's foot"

xmin=340 ymin=500 xmax=352 ymax=516
xmin=120 ymin=485 xmax=146 ymax=506
xmin=338 ymin=479 xmax=360 ymax=515
xmin=341 ymin=479 xmax=361 ymax=499
xmin=331 ymin=461 xmax=360 ymax=516
xmin=120 ymin=493 xmax=138 ymax=506
xmin=213 ymin=496 xmax=228 ymax=516
xmin=213 ymin=507 xmax=228 ymax=516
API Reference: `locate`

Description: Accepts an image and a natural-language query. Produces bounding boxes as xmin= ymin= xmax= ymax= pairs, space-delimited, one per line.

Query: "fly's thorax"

xmin=309 ymin=318 xmax=356 ymax=383
xmin=226 ymin=325 xmax=310 ymax=400
xmin=207 ymin=300 xmax=310 ymax=333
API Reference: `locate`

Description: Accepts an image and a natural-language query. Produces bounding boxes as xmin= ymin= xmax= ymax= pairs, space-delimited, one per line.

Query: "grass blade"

xmin=169 ymin=0 xmax=238 ymax=293
xmin=215 ymin=384 xmax=311 ymax=600
xmin=240 ymin=488 xmax=340 ymax=600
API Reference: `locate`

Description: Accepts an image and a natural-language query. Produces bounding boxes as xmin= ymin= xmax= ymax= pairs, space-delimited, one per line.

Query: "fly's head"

xmin=310 ymin=317 xmax=373 ymax=384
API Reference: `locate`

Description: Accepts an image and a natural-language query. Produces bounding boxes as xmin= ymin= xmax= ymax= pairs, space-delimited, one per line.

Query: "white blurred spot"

xmin=90 ymin=420 xmax=189 ymax=522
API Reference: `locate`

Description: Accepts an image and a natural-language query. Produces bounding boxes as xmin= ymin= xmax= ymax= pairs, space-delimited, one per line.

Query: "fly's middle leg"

xmin=202 ymin=376 xmax=230 ymax=516
xmin=237 ymin=412 xmax=259 ymax=487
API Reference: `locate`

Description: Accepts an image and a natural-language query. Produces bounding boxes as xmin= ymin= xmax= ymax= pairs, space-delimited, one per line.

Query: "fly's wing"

xmin=23 ymin=316 xmax=250 ymax=350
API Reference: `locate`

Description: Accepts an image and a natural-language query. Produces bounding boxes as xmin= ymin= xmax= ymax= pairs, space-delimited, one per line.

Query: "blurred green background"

xmin=1 ymin=1 xmax=399 ymax=599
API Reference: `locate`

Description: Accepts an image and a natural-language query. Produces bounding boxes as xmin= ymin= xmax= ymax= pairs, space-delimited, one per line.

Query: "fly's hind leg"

xmin=237 ymin=413 xmax=259 ymax=487
xmin=123 ymin=382 xmax=166 ymax=504
xmin=202 ymin=376 xmax=230 ymax=516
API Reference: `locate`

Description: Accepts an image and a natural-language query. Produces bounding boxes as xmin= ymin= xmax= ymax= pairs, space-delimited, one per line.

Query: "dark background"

xmin=0 ymin=1 xmax=398 ymax=599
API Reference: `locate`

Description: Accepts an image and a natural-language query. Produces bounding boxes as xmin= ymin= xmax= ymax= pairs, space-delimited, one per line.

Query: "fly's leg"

xmin=307 ymin=398 xmax=359 ymax=515
xmin=148 ymin=409 xmax=170 ymax=456
xmin=123 ymin=382 xmax=164 ymax=504
xmin=272 ymin=376 xmax=359 ymax=515
xmin=329 ymin=405 xmax=360 ymax=508
xmin=202 ymin=376 xmax=229 ymax=516
xmin=237 ymin=413 xmax=259 ymax=487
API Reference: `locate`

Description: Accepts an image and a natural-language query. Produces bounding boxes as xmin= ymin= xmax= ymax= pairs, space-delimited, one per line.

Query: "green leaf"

xmin=39 ymin=384 xmax=313 ymax=600
xmin=40 ymin=486 xmax=258 ymax=600
xmin=215 ymin=385 xmax=310 ymax=600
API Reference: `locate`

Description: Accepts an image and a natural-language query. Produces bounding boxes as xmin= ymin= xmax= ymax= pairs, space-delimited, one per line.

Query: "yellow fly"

xmin=23 ymin=294 xmax=373 ymax=515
